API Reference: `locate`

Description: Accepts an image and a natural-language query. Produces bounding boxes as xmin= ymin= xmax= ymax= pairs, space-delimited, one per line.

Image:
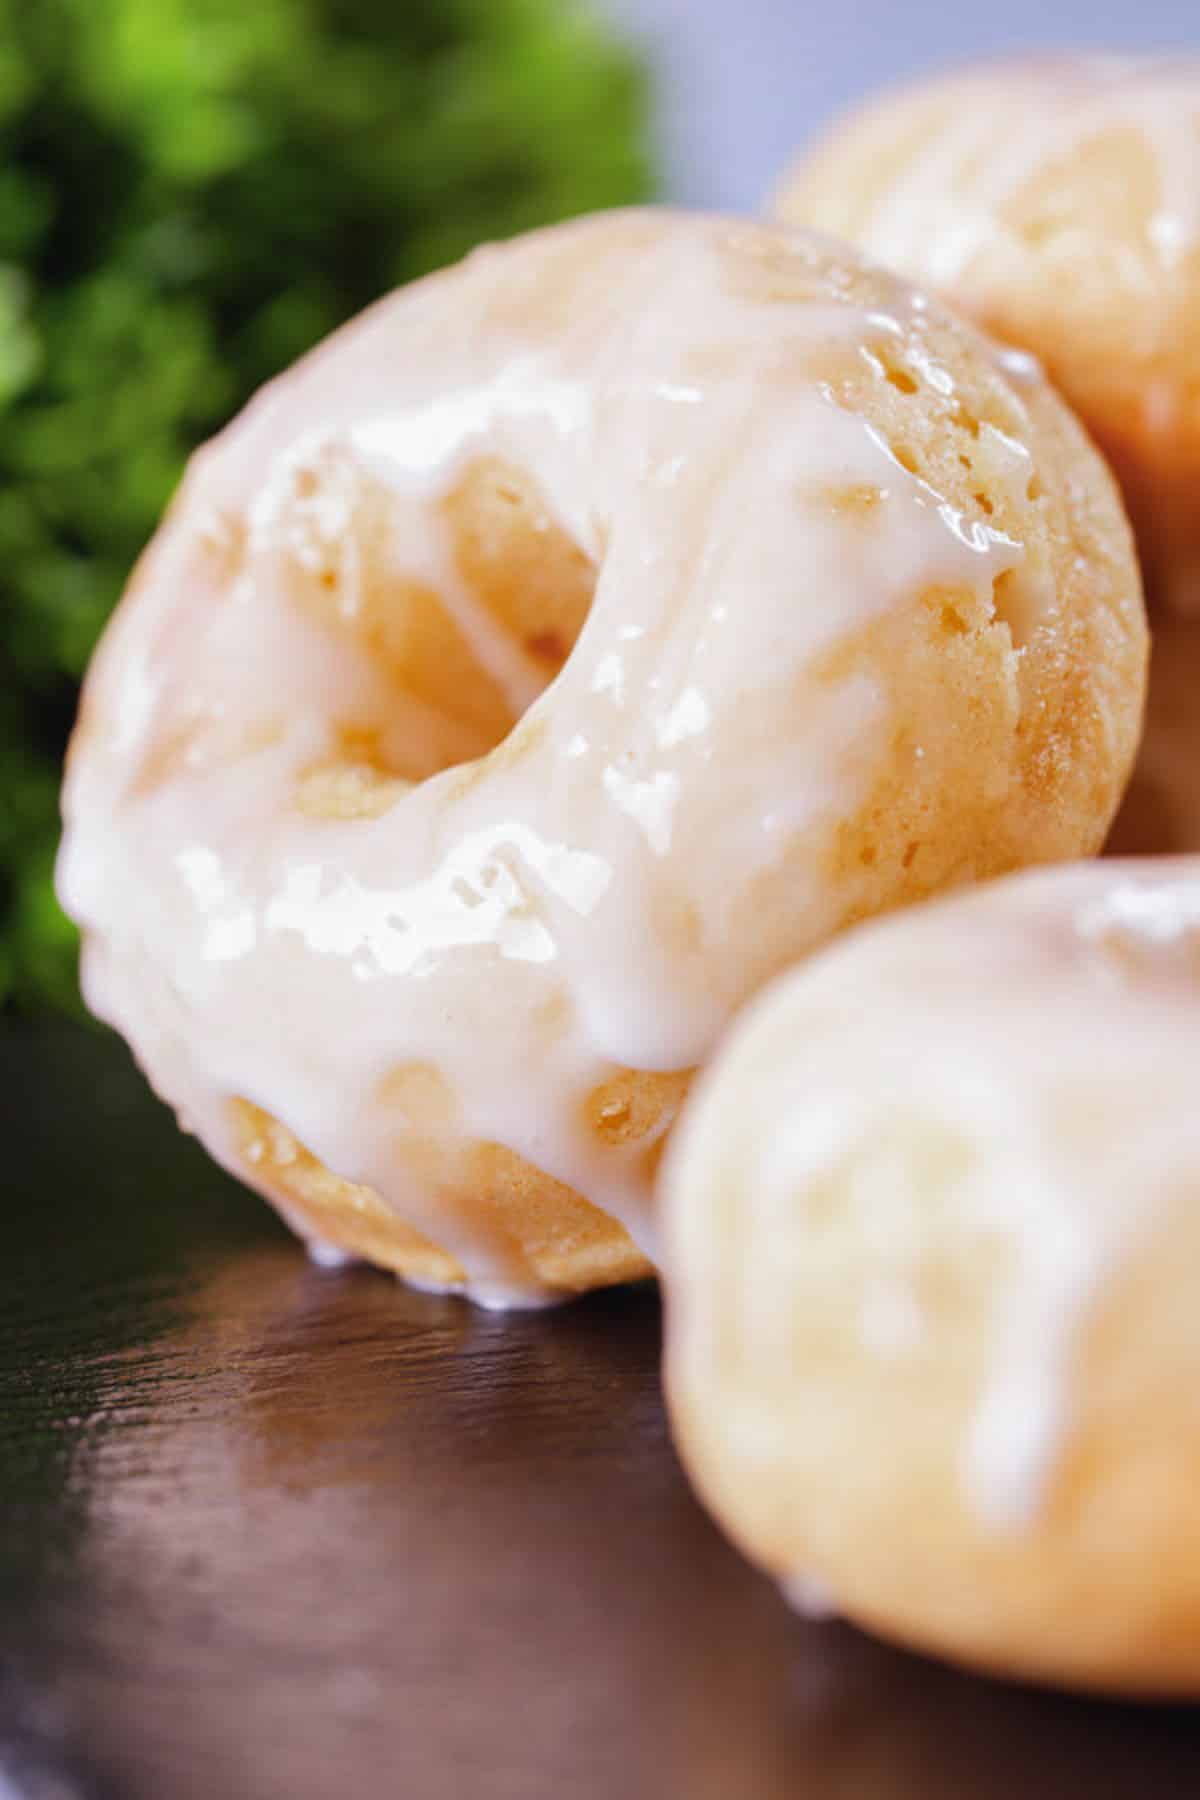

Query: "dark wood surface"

xmin=3 ymin=1024 xmax=1199 ymax=1799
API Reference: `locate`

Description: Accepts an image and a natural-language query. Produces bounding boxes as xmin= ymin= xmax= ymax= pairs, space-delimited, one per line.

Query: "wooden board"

xmin=3 ymin=1025 xmax=1198 ymax=1798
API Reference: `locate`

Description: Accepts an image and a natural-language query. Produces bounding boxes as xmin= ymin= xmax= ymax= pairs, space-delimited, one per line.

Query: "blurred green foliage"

xmin=0 ymin=0 xmax=653 ymax=1011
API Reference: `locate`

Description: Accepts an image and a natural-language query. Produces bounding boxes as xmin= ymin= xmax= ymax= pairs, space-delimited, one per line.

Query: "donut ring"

xmin=58 ymin=211 xmax=1145 ymax=1306
xmin=663 ymin=858 xmax=1200 ymax=1695
xmin=772 ymin=54 xmax=1200 ymax=614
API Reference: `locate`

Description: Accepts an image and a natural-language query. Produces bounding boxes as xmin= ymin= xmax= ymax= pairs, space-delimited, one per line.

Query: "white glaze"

xmin=306 ymin=1240 xmax=357 ymax=1272
xmin=667 ymin=857 xmax=1200 ymax=1535
xmin=783 ymin=1572 xmax=838 ymax=1621
xmin=58 ymin=210 xmax=1032 ymax=1306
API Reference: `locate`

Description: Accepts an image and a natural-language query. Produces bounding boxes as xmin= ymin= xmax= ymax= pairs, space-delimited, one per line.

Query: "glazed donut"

xmin=1107 ymin=613 xmax=1200 ymax=855
xmin=58 ymin=210 xmax=1145 ymax=1307
xmin=772 ymin=55 xmax=1200 ymax=612
xmin=663 ymin=858 xmax=1200 ymax=1695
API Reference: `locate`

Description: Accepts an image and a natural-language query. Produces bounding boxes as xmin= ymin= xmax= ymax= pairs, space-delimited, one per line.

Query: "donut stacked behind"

xmin=58 ymin=211 xmax=1145 ymax=1306
xmin=773 ymin=55 xmax=1200 ymax=615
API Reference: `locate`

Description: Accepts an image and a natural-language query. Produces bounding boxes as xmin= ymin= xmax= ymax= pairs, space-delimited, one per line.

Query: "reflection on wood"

xmin=2 ymin=1026 xmax=1199 ymax=1797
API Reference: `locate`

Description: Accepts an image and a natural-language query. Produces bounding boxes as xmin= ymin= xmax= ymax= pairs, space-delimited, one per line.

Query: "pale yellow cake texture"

xmin=773 ymin=58 xmax=1200 ymax=613
xmin=663 ymin=860 xmax=1200 ymax=1696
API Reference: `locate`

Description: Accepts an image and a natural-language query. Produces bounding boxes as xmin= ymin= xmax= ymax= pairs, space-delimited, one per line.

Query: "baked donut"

xmin=773 ymin=55 xmax=1200 ymax=612
xmin=58 ymin=210 xmax=1145 ymax=1307
xmin=1107 ymin=612 xmax=1200 ymax=854
xmin=663 ymin=857 xmax=1200 ymax=1695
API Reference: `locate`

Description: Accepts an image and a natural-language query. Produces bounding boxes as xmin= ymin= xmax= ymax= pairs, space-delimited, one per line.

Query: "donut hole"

xmin=295 ymin=725 xmax=414 ymax=820
xmin=269 ymin=445 xmax=596 ymax=819
xmin=442 ymin=458 xmax=596 ymax=679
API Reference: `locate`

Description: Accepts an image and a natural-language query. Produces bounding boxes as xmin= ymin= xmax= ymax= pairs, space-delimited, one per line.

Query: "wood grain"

xmin=3 ymin=1025 xmax=1199 ymax=1798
